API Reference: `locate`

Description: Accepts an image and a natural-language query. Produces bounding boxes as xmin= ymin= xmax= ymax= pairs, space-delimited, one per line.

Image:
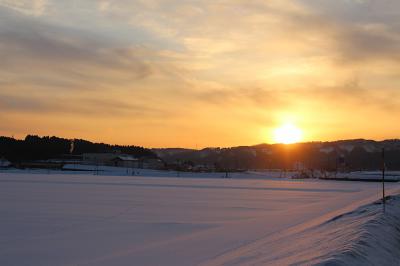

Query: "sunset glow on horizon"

xmin=1 ymin=1 xmax=400 ymax=148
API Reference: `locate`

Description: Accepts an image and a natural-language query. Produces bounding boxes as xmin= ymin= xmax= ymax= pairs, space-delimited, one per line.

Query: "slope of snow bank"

xmin=206 ymin=195 xmax=400 ymax=266
xmin=313 ymin=196 xmax=400 ymax=266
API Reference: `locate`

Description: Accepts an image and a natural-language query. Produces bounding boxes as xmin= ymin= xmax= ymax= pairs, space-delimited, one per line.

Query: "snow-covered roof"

xmin=0 ymin=158 xmax=11 ymax=167
xmin=320 ymin=147 xmax=334 ymax=153
xmin=114 ymin=155 xmax=138 ymax=161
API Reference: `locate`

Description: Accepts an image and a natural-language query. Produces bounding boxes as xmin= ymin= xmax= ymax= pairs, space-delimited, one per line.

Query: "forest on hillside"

xmin=0 ymin=135 xmax=157 ymax=162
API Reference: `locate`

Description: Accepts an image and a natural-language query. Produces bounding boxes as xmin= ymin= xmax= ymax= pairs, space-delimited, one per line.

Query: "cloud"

xmin=193 ymin=86 xmax=289 ymax=108
xmin=334 ymin=24 xmax=400 ymax=63
xmin=285 ymin=1 xmax=400 ymax=64
xmin=0 ymin=91 xmax=166 ymax=117
xmin=0 ymin=0 xmax=47 ymax=16
xmin=0 ymin=8 xmax=153 ymax=90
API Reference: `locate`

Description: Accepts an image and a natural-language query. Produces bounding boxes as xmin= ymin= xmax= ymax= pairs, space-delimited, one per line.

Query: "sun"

xmin=273 ymin=123 xmax=302 ymax=144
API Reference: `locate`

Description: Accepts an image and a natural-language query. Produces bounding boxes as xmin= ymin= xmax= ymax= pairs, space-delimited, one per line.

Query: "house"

xmin=0 ymin=157 xmax=11 ymax=168
xmin=141 ymin=158 xmax=165 ymax=170
xmin=111 ymin=155 xmax=139 ymax=168
xmin=82 ymin=153 xmax=118 ymax=165
xmin=83 ymin=153 xmax=138 ymax=167
xmin=82 ymin=152 xmax=164 ymax=170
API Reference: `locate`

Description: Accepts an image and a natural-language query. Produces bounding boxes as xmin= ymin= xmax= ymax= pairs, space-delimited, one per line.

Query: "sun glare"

xmin=273 ymin=123 xmax=302 ymax=144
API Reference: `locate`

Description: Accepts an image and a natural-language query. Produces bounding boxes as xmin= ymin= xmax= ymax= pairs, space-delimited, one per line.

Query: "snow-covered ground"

xmin=0 ymin=171 xmax=399 ymax=265
xmin=335 ymin=171 xmax=400 ymax=181
xmin=0 ymin=165 xmax=299 ymax=179
xmin=4 ymin=164 xmax=399 ymax=181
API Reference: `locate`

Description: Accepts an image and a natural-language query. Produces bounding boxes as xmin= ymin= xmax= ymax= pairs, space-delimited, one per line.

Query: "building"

xmin=111 ymin=155 xmax=139 ymax=168
xmin=82 ymin=153 xmax=164 ymax=169
xmin=141 ymin=158 xmax=165 ymax=170
xmin=82 ymin=153 xmax=118 ymax=165
xmin=0 ymin=157 xmax=11 ymax=168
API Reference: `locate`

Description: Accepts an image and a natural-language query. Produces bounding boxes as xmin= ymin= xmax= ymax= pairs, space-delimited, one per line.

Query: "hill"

xmin=153 ymin=139 xmax=400 ymax=171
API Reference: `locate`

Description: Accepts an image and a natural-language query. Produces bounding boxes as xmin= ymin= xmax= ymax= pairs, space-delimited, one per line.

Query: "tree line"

xmin=0 ymin=135 xmax=157 ymax=162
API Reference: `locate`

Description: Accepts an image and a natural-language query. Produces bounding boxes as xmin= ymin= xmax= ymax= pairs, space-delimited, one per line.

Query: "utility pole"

xmin=382 ymin=148 xmax=386 ymax=209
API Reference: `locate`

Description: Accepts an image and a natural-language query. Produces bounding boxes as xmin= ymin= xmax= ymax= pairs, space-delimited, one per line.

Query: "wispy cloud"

xmin=0 ymin=0 xmax=48 ymax=16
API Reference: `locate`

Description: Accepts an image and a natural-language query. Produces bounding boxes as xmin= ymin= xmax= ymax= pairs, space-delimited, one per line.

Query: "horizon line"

xmin=2 ymin=134 xmax=400 ymax=150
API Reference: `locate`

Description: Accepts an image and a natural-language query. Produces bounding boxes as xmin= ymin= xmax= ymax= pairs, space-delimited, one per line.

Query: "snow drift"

xmin=212 ymin=195 xmax=400 ymax=266
xmin=311 ymin=196 xmax=400 ymax=266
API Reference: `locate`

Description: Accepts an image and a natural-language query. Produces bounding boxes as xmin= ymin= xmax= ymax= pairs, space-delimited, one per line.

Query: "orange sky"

xmin=1 ymin=1 xmax=400 ymax=148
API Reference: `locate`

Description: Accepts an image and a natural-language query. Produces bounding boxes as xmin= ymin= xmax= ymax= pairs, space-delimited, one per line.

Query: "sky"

xmin=1 ymin=0 xmax=400 ymax=148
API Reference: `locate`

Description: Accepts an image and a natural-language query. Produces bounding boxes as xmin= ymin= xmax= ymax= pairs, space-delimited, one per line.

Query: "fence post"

xmin=382 ymin=148 xmax=386 ymax=209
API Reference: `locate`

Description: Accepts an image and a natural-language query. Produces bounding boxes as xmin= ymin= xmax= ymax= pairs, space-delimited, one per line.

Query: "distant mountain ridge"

xmin=153 ymin=139 xmax=400 ymax=171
